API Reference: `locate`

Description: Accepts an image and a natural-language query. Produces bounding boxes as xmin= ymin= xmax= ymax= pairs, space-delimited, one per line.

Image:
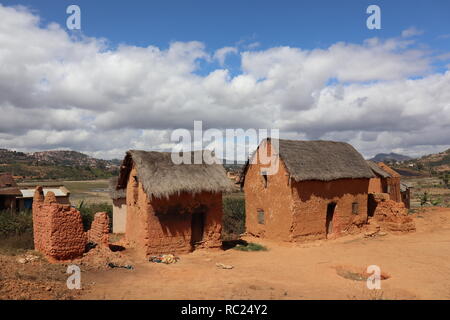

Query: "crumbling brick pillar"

xmin=87 ymin=212 xmax=110 ymax=247
xmin=370 ymin=193 xmax=416 ymax=233
xmin=32 ymin=187 xmax=87 ymax=260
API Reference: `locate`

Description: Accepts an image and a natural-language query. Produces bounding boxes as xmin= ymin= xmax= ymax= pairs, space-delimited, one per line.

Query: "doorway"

xmin=326 ymin=202 xmax=336 ymax=238
xmin=191 ymin=211 xmax=205 ymax=247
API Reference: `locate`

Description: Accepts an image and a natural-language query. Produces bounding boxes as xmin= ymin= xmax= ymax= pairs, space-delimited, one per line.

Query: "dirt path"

xmin=80 ymin=207 xmax=450 ymax=300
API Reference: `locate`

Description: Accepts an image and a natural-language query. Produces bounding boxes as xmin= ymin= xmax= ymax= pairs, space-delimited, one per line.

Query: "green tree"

xmin=419 ymin=192 xmax=429 ymax=207
xmin=441 ymin=172 xmax=449 ymax=188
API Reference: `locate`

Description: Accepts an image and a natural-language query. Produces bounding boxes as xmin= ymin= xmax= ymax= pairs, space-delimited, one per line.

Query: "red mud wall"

xmin=243 ymin=141 xmax=295 ymax=241
xmin=32 ymin=187 xmax=86 ymax=260
xmin=147 ymin=192 xmax=223 ymax=255
xmin=377 ymin=163 xmax=401 ymax=202
xmin=87 ymin=212 xmax=110 ymax=247
xmin=291 ymin=179 xmax=369 ymax=241
xmin=243 ymin=140 xmax=370 ymax=242
xmin=368 ymin=177 xmax=385 ymax=194
xmin=125 ymin=165 xmax=223 ymax=257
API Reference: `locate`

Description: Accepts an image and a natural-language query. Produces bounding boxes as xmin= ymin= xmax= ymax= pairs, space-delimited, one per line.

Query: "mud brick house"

xmin=400 ymin=182 xmax=412 ymax=209
xmin=0 ymin=173 xmax=22 ymax=211
xmin=367 ymin=161 xmax=401 ymax=202
xmin=366 ymin=161 xmax=408 ymax=213
xmin=116 ymin=150 xmax=233 ymax=257
xmin=109 ymin=177 xmax=127 ymax=234
xmin=240 ymin=138 xmax=375 ymax=241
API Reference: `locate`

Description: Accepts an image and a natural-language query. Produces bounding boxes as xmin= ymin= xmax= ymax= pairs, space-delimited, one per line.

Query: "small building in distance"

xmin=366 ymin=161 xmax=408 ymax=214
xmin=17 ymin=186 xmax=70 ymax=210
xmin=367 ymin=161 xmax=401 ymax=202
xmin=0 ymin=173 xmax=22 ymax=211
xmin=400 ymin=182 xmax=412 ymax=209
xmin=109 ymin=176 xmax=127 ymax=234
xmin=116 ymin=150 xmax=233 ymax=257
xmin=240 ymin=138 xmax=375 ymax=242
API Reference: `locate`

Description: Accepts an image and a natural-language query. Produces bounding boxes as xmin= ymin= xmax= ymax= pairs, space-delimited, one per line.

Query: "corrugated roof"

xmin=20 ymin=187 xmax=69 ymax=198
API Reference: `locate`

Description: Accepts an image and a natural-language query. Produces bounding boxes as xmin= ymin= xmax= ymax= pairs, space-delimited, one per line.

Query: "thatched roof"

xmin=400 ymin=182 xmax=412 ymax=192
xmin=241 ymin=138 xmax=374 ymax=184
xmin=0 ymin=173 xmax=21 ymax=196
xmin=117 ymin=150 xmax=234 ymax=199
xmin=366 ymin=161 xmax=391 ymax=178
xmin=109 ymin=177 xmax=125 ymax=200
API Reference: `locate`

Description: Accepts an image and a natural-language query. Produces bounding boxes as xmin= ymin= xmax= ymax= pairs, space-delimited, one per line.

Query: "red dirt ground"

xmin=81 ymin=207 xmax=450 ymax=300
xmin=1 ymin=207 xmax=449 ymax=300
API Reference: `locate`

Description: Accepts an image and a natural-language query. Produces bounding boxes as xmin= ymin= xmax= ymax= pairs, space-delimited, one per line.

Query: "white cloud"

xmin=213 ymin=46 xmax=238 ymax=66
xmin=0 ymin=5 xmax=448 ymax=159
xmin=402 ymin=27 xmax=424 ymax=38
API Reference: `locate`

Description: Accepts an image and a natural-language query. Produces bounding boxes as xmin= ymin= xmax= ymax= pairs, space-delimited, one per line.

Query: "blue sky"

xmin=0 ymin=1 xmax=449 ymax=159
xmin=4 ymin=0 xmax=450 ymax=53
xmin=2 ymin=0 xmax=449 ymax=76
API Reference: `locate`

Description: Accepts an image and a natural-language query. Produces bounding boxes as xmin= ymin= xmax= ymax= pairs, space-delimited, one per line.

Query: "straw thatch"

xmin=117 ymin=150 xmax=234 ymax=199
xmin=0 ymin=173 xmax=21 ymax=196
xmin=366 ymin=160 xmax=391 ymax=178
xmin=109 ymin=177 xmax=126 ymax=200
xmin=241 ymin=138 xmax=374 ymax=184
xmin=400 ymin=182 xmax=412 ymax=192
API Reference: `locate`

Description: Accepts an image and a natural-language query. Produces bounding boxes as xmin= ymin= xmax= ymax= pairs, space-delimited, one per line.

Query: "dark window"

xmin=352 ymin=202 xmax=359 ymax=214
xmin=257 ymin=209 xmax=265 ymax=224
xmin=261 ymin=171 xmax=268 ymax=188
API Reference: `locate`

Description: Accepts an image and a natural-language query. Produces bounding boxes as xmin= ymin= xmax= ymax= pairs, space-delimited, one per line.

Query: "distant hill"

xmin=388 ymin=148 xmax=450 ymax=176
xmin=0 ymin=149 xmax=119 ymax=181
xmin=415 ymin=148 xmax=450 ymax=173
xmin=370 ymin=152 xmax=412 ymax=162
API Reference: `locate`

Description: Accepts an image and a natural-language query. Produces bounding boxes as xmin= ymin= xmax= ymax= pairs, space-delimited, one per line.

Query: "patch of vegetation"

xmin=233 ymin=242 xmax=267 ymax=252
xmin=77 ymin=201 xmax=113 ymax=231
xmin=222 ymin=194 xmax=245 ymax=241
xmin=419 ymin=192 xmax=429 ymax=206
xmin=0 ymin=210 xmax=34 ymax=255
xmin=0 ymin=210 xmax=33 ymax=238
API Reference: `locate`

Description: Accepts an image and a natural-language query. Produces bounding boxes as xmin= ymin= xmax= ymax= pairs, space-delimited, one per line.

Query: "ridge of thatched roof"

xmin=0 ymin=173 xmax=21 ymax=196
xmin=366 ymin=160 xmax=391 ymax=178
xmin=117 ymin=150 xmax=234 ymax=199
xmin=241 ymin=139 xmax=374 ymax=184
xmin=400 ymin=182 xmax=412 ymax=192
xmin=109 ymin=176 xmax=125 ymax=200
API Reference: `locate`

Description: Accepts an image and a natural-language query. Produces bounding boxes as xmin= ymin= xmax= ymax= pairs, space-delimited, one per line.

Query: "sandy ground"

xmin=79 ymin=207 xmax=450 ymax=300
xmin=1 ymin=207 xmax=449 ymax=300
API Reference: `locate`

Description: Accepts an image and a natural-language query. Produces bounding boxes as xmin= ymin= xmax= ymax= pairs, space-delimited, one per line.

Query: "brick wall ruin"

xmin=32 ymin=187 xmax=110 ymax=261
xmin=368 ymin=193 xmax=416 ymax=233
xmin=87 ymin=212 xmax=110 ymax=247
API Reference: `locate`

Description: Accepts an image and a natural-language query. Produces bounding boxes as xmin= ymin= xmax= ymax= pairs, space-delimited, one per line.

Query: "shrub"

xmin=419 ymin=192 xmax=429 ymax=206
xmin=0 ymin=210 xmax=33 ymax=238
xmin=222 ymin=195 xmax=245 ymax=240
xmin=0 ymin=210 xmax=34 ymax=255
xmin=234 ymin=242 xmax=267 ymax=252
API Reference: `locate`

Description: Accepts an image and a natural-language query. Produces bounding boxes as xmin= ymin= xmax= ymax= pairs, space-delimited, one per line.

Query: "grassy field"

xmin=18 ymin=179 xmax=111 ymax=205
xmin=403 ymin=176 xmax=450 ymax=208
